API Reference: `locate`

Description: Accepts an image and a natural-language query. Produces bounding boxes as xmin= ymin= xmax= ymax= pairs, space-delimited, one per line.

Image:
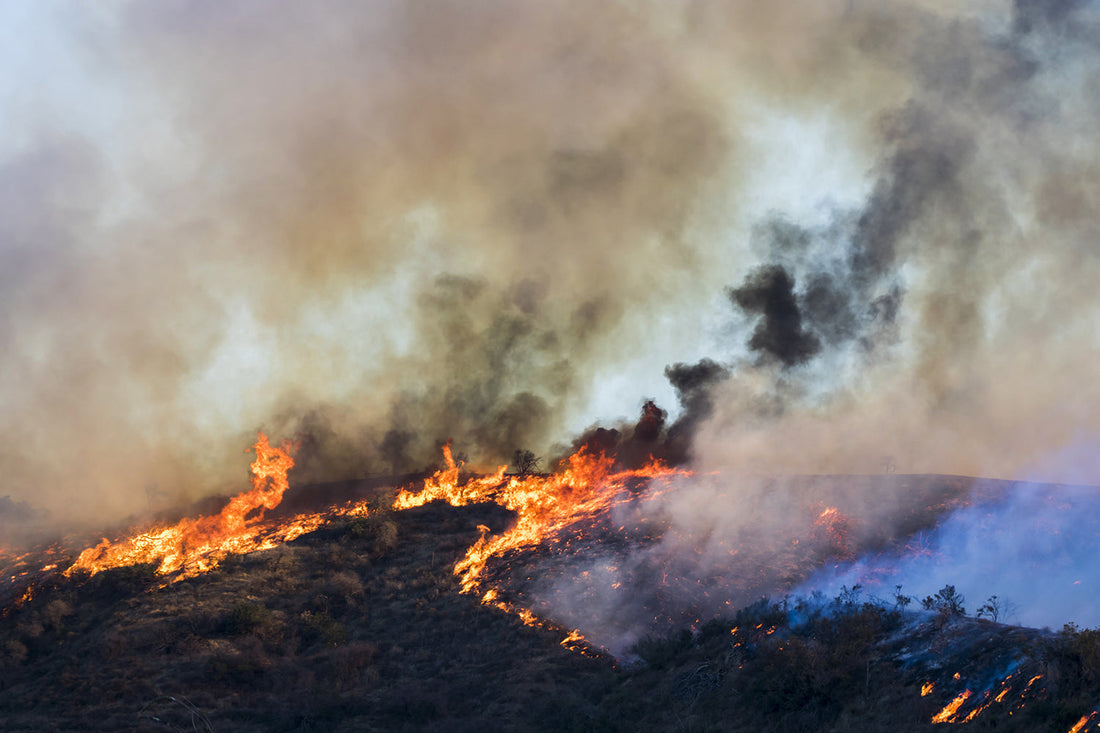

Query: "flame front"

xmin=65 ymin=433 xmax=298 ymax=580
xmin=393 ymin=446 xmax=686 ymax=641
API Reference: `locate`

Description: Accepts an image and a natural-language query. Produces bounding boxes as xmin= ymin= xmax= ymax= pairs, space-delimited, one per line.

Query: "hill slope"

xmin=2 ymin=495 xmax=1099 ymax=732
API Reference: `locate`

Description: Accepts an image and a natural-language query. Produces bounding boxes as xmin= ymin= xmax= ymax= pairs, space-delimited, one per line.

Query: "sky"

xmin=2 ymin=0 xmax=1100 ymax=533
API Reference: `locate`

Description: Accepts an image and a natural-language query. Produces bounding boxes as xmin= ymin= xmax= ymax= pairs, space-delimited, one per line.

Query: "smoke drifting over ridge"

xmin=2 ymin=0 xmax=1100 ymax=539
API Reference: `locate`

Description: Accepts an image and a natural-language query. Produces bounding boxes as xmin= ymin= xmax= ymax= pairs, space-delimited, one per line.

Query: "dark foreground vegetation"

xmin=1 ymin=499 xmax=1097 ymax=732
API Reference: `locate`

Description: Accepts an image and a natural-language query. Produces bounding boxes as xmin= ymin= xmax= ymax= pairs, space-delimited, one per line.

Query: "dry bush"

xmin=325 ymin=640 xmax=381 ymax=688
xmin=327 ymin=570 xmax=365 ymax=606
xmin=41 ymin=599 xmax=74 ymax=633
xmin=3 ymin=639 xmax=28 ymax=665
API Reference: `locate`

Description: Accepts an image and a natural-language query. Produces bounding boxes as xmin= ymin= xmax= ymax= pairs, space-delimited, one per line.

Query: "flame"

xmin=1069 ymin=712 xmax=1098 ymax=733
xmin=64 ymin=433 xmax=301 ymax=581
xmin=393 ymin=442 xmax=507 ymax=511
xmin=932 ymin=690 xmax=972 ymax=724
xmin=393 ymin=445 xmax=686 ymax=638
xmin=925 ymin=671 xmax=1046 ymax=726
xmin=396 ymin=447 xmax=684 ymax=594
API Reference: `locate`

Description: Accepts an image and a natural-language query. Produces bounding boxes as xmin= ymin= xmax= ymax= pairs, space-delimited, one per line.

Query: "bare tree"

xmin=977 ymin=595 xmax=1015 ymax=623
xmin=511 ymin=449 xmax=540 ymax=475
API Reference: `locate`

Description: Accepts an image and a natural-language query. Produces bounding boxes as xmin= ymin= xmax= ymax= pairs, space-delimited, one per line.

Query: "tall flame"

xmin=65 ymin=433 xmax=297 ymax=580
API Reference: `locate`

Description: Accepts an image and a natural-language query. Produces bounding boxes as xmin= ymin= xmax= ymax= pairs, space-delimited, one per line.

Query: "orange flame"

xmin=932 ymin=690 xmax=972 ymax=724
xmin=393 ymin=445 xmax=687 ymax=641
xmin=64 ymin=433 xmax=300 ymax=581
xmin=1069 ymin=712 xmax=1098 ymax=733
xmin=397 ymin=447 xmax=684 ymax=595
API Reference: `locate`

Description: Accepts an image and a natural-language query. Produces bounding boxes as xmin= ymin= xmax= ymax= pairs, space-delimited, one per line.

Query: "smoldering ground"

xmin=2 ymin=0 xmax=1100 ymax=651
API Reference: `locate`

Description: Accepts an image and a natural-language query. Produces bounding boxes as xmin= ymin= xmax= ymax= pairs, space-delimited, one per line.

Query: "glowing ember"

xmin=922 ymin=681 xmax=935 ymax=696
xmin=64 ymin=433 xmax=300 ymax=581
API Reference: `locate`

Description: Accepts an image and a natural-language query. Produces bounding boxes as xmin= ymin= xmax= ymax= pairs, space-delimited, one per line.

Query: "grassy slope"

xmin=1 ymin=498 xmax=1096 ymax=732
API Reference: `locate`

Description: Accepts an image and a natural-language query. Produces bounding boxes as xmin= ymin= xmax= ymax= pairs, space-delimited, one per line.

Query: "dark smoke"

xmin=662 ymin=359 xmax=729 ymax=463
xmin=729 ymin=265 xmax=820 ymax=367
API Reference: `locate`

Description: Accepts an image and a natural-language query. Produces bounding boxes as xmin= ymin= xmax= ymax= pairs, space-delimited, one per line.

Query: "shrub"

xmin=300 ymin=610 xmax=347 ymax=647
xmin=328 ymin=570 xmax=365 ymax=604
xmin=41 ymin=599 xmax=74 ymax=633
xmin=631 ymin=629 xmax=693 ymax=669
xmin=347 ymin=516 xmax=399 ymax=554
xmin=1042 ymin=623 xmax=1100 ymax=697
xmin=3 ymin=639 xmax=28 ymax=665
xmin=226 ymin=601 xmax=275 ymax=636
xmin=921 ymin=585 xmax=966 ymax=618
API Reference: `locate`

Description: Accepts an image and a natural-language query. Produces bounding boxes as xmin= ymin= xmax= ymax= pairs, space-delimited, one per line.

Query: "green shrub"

xmin=226 ymin=601 xmax=275 ymax=636
xmin=300 ymin=610 xmax=347 ymax=647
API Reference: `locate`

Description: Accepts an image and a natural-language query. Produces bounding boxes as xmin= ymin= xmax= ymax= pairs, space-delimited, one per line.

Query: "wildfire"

xmin=932 ymin=690 xmax=972 ymax=724
xmin=1069 ymin=711 xmax=1099 ymax=733
xmin=926 ymin=672 xmax=1045 ymax=726
xmin=396 ymin=446 xmax=685 ymax=596
xmin=393 ymin=442 xmax=507 ymax=511
xmin=64 ymin=434 xmax=303 ymax=581
xmin=392 ymin=444 xmax=686 ymax=642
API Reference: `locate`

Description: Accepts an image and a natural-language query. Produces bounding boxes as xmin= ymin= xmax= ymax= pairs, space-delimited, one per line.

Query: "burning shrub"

xmin=510 ymin=449 xmax=541 ymax=475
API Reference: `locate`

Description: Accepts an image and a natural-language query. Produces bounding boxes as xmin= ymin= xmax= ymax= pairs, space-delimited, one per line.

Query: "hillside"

xmin=2 ymin=492 xmax=1098 ymax=732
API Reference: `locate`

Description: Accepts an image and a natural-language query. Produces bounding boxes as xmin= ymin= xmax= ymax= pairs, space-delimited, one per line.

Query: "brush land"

xmin=1 ymin=495 xmax=1097 ymax=732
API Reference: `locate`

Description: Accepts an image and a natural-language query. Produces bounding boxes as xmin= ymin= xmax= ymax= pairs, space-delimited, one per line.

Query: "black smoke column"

xmin=729 ymin=265 xmax=820 ymax=367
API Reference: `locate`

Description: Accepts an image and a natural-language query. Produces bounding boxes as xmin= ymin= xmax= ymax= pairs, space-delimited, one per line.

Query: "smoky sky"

xmin=3 ymin=0 xmax=1100 ymax=534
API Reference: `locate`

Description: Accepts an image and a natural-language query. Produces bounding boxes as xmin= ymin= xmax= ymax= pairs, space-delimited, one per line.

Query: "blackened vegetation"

xmin=729 ymin=265 xmax=821 ymax=367
xmin=632 ymin=399 xmax=667 ymax=443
